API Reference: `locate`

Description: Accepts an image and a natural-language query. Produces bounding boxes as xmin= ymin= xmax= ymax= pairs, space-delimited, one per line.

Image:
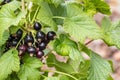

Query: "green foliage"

xmin=0 ymin=1 xmax=27 ymax=46
xmin=0 ymin=0 xmax=114 ymax=80
xmin=37 ymin=2 xmax=57 ymax=31
xmin=83 ymin=0 xmax=111 ymax=15
xmin=63 ymin=3 xmax=102 ymax=42
xmin=0 ymin=49 xmax=20 ymax=80
xmin=101 ymin=17 xmax=120 ymax=48
xmin=18 ymin=55 xmax=43 ymax=80
xmin=88 ymin=52 xmax=112 ymax=80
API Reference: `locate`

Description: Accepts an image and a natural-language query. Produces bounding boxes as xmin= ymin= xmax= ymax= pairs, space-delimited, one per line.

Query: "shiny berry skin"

xmin=16 ymin=29 xmax=23 ymax=38
xmin=34 ymin=22 xmax=42 ymax=31
xmin=27 ymin=46 xmax=36 ymax=54
xmin=38 ymin=42 xmax=47 ymax=50
xmin=24 ymin=33 xmax=34 ymax=45
xmin=36 ymin=51 xmax=44 ymax=58
xmin=11 ymin=40 xmax=18 ymax=47
xmin=47 ymin=31 xmax=56 ymax=40
xmin=18 ymin=45 xmax=27 ymax=52
xmin=36 ymin=31 xmax=45 ymax=42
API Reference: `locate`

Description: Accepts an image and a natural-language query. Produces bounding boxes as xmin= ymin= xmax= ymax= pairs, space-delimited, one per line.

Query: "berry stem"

xmin=52 ymin=16 xmax=65 ymax=20
xmin=43 ymin=70 xmax=78 ymax=80
xmin=22 ymin=0 xmax=25 ymax=11
xmin=31 ymin=6 xmax=40 ymax=24
xmin=15 ymin=33 xmax=26 ymax=49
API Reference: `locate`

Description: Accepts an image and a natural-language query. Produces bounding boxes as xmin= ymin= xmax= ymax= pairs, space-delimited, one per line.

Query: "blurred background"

xmin=90 ymin=0 xmax=120 ymax=80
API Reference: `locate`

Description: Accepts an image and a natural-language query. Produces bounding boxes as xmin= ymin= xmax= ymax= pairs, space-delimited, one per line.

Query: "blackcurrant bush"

xmin=36 ymin=31 xmax=45 ymax=42
xmin=47 ymin=31 xmax=56 ymax=40
xmin=27 ymin=46 xmax=36 ymax=56
xmin=11 ymin=40 xmax=18 ymax=47
xmin=24 ymin=33 xmax=34 ymax=46
xmin=16 ymin=29 xmax=23 ymax=38
xmin=18 ymin=45 xmax=27 ymax=56
xmin=38 ymin=42 xmax=47 ymax=50
xmin=34 ymin=22 xmax=42 ymax=31
xmin=36 ymin=51 xmax=44 ymax=58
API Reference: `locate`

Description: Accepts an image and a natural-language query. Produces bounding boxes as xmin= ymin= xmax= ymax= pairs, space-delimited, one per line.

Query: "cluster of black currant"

xmin=5 ymin=22 xmax=56 ymax=59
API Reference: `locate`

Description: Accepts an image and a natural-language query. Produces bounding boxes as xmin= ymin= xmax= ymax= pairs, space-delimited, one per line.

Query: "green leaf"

xmin=91 ymin=0 xmax=111 ymax=15
xmin=9 ymin=26 xmax=20 ymax=34
xmin=49 ymin=4 xmax=67 ymax=25
xmin=83 ymin=0 xmax=111 ymax=15
xmin=18 ymin=55 xmax=43 ymax=80
xmin=6 ymin=72 xmax=19 ymax=80
xmin=101 ymin=17 xmax=120 ymax=48
xmin=47 ymin=54 xmax=75 ymax=74
xmin=25 ymin=0 xmax=43 ymax=5
xmin=37 ymin=2 xmax=57 ymax=31
xmin=0 ymin=1 xmax=27 ymax=46
xmin=59 ymin=75 xmax=69 ymax=80
xmin=0 ymin=45 xmax=6 ymax=57
xmin=44 ymin=77 xmax=59 ymax=80
xmin=63 ymin=3 xmax=101 ymax=43
xmin=45 ymin=0 xmax=64 ymax=7
xmin=88 ymin=52 xmax=112 ymax=80
xmin=0 ymin=49 xmax=20 ymax=80
xmin=54 ymin=34 xmax=84 ymax=62
xmin=0 ymin=30 xmax=9 ymax=46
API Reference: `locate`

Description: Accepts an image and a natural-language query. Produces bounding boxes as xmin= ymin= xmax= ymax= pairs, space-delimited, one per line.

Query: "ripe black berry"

xmin=38 ymin=42 xmax=47 ymax=50
xmin=36 ymin=51 xmax=44 ymax=58
xmin=24 ymin=33 xmax=34 ymax=46
xmin=16 ymin=29 xmax=23 ymax=38
xmin=11 ymin=40 xmax=18 ymax=47
xmin=47 ymin=31 xmax=56 ymax=40
xmin=34 ymin=22 xmax=42 ymax=31
xmin=36 ymin=31 xmax=45 ymax=42
xmin=27 ymin=46 xmax=36 ymax=56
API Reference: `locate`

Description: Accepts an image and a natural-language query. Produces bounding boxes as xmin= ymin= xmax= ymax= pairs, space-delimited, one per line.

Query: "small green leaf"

xmin=64 ymin=3 xmax=101 ymax=43
xmin=0 ymin=1 xmax=27 ymax=46
xmin=47 ymin=54 xmax=75 ymax=74
xmin=18 ymin=55 xmax=43 ymax=80
xmin=0 ymin=49 xmax=20 ymax=80
xmin=54 ymin=34 xmax=84 ymax=62
xmin=37 ymin=2 xmax=57 ymax=31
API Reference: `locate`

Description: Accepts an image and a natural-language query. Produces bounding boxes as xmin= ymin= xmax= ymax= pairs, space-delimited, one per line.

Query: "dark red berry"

xmin=18 ymin=45 xmax=27 ymax=52
xmin=36 ymin=51 xmax=44 ymax=58
xmin=38 ymin=42 xmax=47 ymax=50
xmin=24 ymin=33 xmax=34 ymax=46
xmin=34 ymin=22 xmax=42 ymax=31
xmin=11 ymin=40 xmax=18 ymax=47
xmin=47 ymin=31 xmax=56 ymax=40
xmin=16 ymin=29 xmax=23 ymax=38
xmin=36 ymin=31 xmax=45 ymax=42
xmin=27 ymin=46 xmax=36 ymax=56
